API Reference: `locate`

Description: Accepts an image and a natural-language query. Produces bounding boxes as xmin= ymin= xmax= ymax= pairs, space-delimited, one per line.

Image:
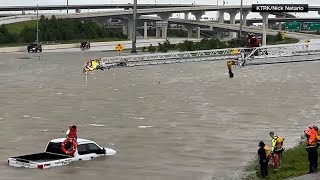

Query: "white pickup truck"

xmin=8 ymin=138 xmax=116 ymax=169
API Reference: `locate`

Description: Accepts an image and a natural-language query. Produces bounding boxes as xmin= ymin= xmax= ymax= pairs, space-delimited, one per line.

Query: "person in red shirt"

xmin=66 ymin=125 xmax=77 ymax=140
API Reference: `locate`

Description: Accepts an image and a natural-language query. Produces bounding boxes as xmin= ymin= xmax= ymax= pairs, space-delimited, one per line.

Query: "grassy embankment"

xmin=244 ymin=142 xmax=320 ymax=180
xmin=1 ymin=19 xmax=126 ymax=47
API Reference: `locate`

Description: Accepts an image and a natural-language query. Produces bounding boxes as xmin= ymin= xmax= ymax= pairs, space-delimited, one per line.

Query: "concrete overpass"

xmin=139 ymin=16 xmax=320 ymax=39
xmin=2 ymin=5 xmax=320 ymax=45
xmin=207 ymin=18 xmax=320 ymax=24
xmin=0 ymin=4 xmax=196 ymax=11
xmin=1 ymin=13 xmax=319 ymax=42
xmin=0 ymin=5 xmax=296 ymax=18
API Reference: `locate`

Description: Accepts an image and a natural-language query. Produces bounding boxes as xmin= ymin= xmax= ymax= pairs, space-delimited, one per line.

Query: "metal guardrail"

xmin=100 ymin=43 xmax=320 ymax=68
xmin=247 ymin=43 xmax=320 ymax=59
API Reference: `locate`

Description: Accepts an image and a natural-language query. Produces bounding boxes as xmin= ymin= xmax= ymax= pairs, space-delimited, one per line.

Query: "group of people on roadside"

xmin=257 ymin=125 xmax=320 ymax=178
xmin=258 ymin=132 xmax=284 ymax=178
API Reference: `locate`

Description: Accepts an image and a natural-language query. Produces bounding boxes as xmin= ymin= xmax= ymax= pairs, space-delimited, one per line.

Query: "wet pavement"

xmin=0 ymin=51 xmax=320 ymax=180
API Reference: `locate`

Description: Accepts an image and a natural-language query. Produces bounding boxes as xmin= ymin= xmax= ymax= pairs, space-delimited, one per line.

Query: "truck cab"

xmin=27 ymin=43 xmax=42 ymax=53
xmin=46 ymin=138 xmax=113 ymax=161
xmin=8 ymin=138 xmax=116 ymax=169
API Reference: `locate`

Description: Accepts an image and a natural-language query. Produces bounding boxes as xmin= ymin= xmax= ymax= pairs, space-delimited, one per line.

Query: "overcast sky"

xmin=1 ymin=0 xmax=319 ymax=19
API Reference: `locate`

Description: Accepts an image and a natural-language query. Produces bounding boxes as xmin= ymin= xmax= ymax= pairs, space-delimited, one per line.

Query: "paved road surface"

xmin=288 ymin=173 xmax=320 ymax=180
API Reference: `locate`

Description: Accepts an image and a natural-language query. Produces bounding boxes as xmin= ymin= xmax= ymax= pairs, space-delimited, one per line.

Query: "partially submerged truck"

xmin=8 ymin=138 xmax=116 ymax=169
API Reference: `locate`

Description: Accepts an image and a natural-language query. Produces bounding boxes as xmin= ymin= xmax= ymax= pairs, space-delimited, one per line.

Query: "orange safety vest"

xmin=305 ymin=128 xmax=319 ymax=147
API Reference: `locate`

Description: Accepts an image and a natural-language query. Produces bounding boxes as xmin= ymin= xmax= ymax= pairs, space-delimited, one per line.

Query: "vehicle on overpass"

xmin=27 ymin=43 xmax=42 ymax=53
xmin=8 ymin=138 xmax=116 ymax=169
xmin=80 ymin=41 xmax=91 ymax=50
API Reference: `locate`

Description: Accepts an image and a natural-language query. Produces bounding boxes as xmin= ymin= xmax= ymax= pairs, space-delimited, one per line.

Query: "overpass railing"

xmin=100 ymin=43 xmax=320 ymax=68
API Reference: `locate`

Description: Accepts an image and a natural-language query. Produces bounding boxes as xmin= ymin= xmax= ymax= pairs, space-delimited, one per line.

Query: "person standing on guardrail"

xmin=304 ymin=125 xmax=320 ymax=173
xmin=258 ymin=141 xmax=270 ymax=178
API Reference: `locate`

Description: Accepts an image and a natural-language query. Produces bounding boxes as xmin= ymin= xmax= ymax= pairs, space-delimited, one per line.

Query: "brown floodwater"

xmin=0 ymin=51 xmax=320 ymax=180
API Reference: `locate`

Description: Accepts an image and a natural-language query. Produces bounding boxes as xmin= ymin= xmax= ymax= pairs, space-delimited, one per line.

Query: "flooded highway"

xmin=0 ymin=51 xmax=320 ymax=180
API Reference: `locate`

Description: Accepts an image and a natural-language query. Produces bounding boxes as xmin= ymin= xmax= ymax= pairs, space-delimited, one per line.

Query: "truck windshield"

xmin=46 ymin=142 xmax=65 ymax=155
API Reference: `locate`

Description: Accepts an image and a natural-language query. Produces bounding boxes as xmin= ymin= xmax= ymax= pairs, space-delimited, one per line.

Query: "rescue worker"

xmin=258 ymin=141 xmax=270 ymax=178
xmin=83 ymin=58 xmax=104 ymax=73
xmin=304 ymin=125 xmax=320 ymax=173
xmin=227 ymin=60 xmax=235 ymax=79
xmin=269 ymin=132 xmax=284 ymax=157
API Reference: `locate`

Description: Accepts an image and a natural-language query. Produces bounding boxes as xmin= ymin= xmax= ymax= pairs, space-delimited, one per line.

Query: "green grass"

xmin=243 ymin=142 xmax=320 ymax=180
xmin=267 ymin=38 xmax=300 ymax=45
xmin=6 ymin=20 xmax=37 ymax=35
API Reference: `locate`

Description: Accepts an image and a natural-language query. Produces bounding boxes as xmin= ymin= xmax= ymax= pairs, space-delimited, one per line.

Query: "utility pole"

xmin=67 ymin=0 xmax=69 ymax=14
xmin=36 ymin=3 xmax=39 ymax=44
xmin=239 ymin=0 xmax=243 ymax=38
xmin=131 ymin=0 xmax=137 ymax=53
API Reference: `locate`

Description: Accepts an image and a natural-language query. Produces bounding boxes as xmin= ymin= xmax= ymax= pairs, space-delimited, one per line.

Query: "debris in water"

xmin=22 ymin=115 xmax=30 ymax=118
xmin=89 ymin=124 xmax=105 ymax=127
xmin=138 ymin=126 xmax=154 ymax=128
xmin=18 ymin=57 xmax=31 ymax=59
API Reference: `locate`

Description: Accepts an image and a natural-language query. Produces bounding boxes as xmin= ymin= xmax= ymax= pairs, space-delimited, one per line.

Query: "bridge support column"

xmin=218 ymin=10 xmax=225 ymax=38
xmin=121 ymin=19 xmax=128 ymax=36
xmin=228 ymin=11 xmax=238 ymax=38
xmin=197 ymin=27 xmax=201 ymax=38
xmin=192 ymin=11 xmax=204 ymax=39
xmin=184 ymin=12 xmax=189 ymax=19
xmin=185 ymin=25 xmax=194 ymax=38
xmin=22 ymin=10 xmax=25 ymax=15
xmin=242 ymin=11 xmax=250 ymax=26
xmin=218 ymin=10 xmax=224 ymax=23
xmin=156 ymin=27 xmax=161 ymax=38
xmin=124 ymin=15 xmax=140 ymax=40
xmin=275 ymin=15 xmax=285 ymax=31
xmin=144 ymin=22 xmax=148 ymax=39
xmin=260 ymin=12 xmax=269 ymax=46
xmin=192 ymin=11 xmax=204 ymax=21
xmin=158 ymin=13 xmax=172 ymax=39
xmin=128 ymin=18 xmax=133 ymax=39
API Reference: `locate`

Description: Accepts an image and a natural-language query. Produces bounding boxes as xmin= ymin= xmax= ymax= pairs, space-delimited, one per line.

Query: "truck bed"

xmin=11 ymin=152 xmax=71 ymax=163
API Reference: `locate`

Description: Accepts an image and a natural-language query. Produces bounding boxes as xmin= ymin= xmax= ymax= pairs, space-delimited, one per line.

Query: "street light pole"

xmin=67 ymin=0 xmax=69 ymax=14
xmin=131 ymin=0 xmax=137 ymax=53
xmin=239 ymin=0 xmax=243 ymax=38
xmin=36 ymin=3 xmax=39 ymax=44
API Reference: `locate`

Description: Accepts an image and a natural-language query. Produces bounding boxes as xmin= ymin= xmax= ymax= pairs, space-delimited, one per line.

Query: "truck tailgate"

xmin=8 ymin=152 xmax=73 ymax=169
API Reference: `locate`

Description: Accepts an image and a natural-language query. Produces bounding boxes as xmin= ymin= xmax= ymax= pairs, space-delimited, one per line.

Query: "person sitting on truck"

xmin=66 ymin=125 xmax=77 ymax=140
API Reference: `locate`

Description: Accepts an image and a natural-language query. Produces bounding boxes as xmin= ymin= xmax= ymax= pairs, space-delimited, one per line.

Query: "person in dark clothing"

xmin=258 ymin=141 xmax=269 ymax=178
xmin=304 ymin=126 xmax=320 ymax=173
